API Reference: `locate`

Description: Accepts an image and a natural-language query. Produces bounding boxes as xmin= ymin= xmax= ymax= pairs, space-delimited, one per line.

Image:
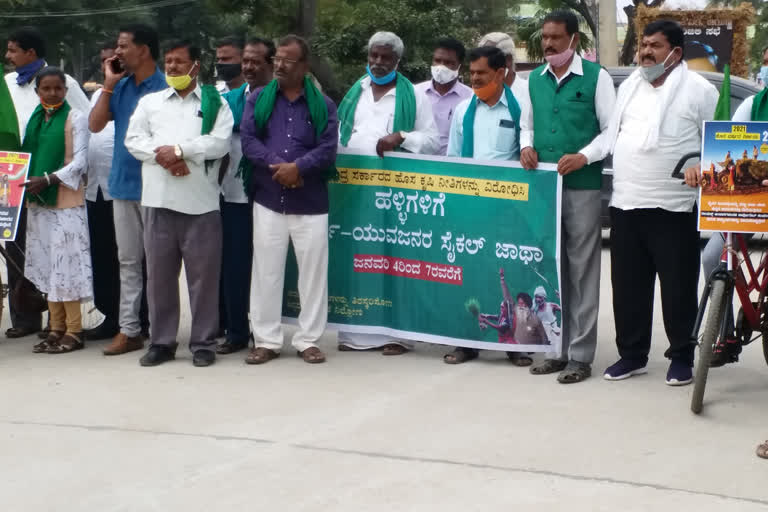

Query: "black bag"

xmin=10 ymin=276 xmax=47 ymax=314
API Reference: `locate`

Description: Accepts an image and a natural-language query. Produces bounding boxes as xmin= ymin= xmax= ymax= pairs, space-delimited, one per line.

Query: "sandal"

xmin=530 ymin=359 xmax=568 ymax=375
xmin=46 ymin=333 xmax=84 ymax=354
xmin=297 ymin=346 xmax=326 ymax=364
xmin=506 ymin=352 xmax=533 ymax=367
xmin=245 ymin=347 xmax=280 ymax=365
xmin=557 ymin=361 xmax=592 ymax=384
xmin=443 ymin=347 xmax=479 ymax=364
xmin=757 ymin=441 xmax=768 ymax=459
xmin=382 ymin=343 xmax=409 ymax=356
xmin=33 ymin=330 xmax=64 ymax=353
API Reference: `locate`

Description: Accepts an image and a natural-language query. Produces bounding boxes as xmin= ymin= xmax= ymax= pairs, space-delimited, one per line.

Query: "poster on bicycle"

xmin=282 ymin=152 xmax=564 ymax=354
xmin=699 ymin=120 xmax=768 ymax=232
xmin=0 ymin=151 xmax=31 ymax=241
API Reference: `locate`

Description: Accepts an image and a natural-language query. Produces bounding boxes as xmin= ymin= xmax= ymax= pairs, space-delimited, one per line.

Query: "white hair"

xmin=478 ymin=32 xmax=516 ymax=70
xmin=534 ymin=286 xmax=547 ymax=299
xmin=367 ymin=31 xmax=404 ymax=59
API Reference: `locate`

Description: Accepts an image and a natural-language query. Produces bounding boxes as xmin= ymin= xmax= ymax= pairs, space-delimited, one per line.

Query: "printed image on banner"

xmin=282 ymin=152 xmax=563 ymax=354
xmin=0 ymin=151 xmax=31 ymax=241
xmin=699 ymin=121 xmax=768 ymax=232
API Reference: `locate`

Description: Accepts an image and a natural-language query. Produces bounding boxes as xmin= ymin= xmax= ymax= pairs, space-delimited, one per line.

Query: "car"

xmin=600 ymin=67 xmax=763 ymax=227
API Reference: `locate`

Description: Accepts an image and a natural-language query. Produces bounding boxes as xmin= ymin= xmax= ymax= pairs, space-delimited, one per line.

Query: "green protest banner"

xmin=282 ymin=151 xmax=563 ymax=353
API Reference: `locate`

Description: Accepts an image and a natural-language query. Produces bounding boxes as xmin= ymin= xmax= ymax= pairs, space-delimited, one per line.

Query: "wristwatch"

xmin=174 ymin=145 xmax=183 ymax=159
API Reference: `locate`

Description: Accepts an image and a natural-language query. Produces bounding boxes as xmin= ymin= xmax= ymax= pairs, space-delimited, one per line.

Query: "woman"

xmin=21 ymin=66 xmax=92 ymax=354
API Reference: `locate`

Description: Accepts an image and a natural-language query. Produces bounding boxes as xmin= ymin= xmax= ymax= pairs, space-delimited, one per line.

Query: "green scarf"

xmin=751 ymin=88 xmax=768 ymax=121
xmin=200 ymin=84 xmax=223 ymax=174
xmin=338 ymin=73 xmax=416 ymax=147
xmin=237 ymin=77 xmax=330 ymax=192
xmin=223 ymin=83 xmax=248 ymax=133
xmin=461 ymin=84 xmax=521 ymax=158
xmin=21 ymin=102 xmax=71 ymax=206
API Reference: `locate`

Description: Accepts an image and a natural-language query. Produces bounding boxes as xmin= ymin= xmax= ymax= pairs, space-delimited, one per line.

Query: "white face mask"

xmin=431 ymin=64 xmax=459 ymax=85
xmin=639 ymin=49 xmax=676 ymax=83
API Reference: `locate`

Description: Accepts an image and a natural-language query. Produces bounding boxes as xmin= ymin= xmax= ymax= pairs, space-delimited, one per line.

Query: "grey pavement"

xmin=1 ymin=247 xmax=767 ymax=511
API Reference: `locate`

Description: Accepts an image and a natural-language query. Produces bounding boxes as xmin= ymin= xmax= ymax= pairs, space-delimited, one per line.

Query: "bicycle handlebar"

xmin=671 ymin=151 xmax=702 ymax=179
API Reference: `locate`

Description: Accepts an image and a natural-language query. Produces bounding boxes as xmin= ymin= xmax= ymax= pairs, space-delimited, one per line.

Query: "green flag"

xmin=714 ymin=64 xmax=731 ymax=121
xmin=0 ymin=62 xmax=21 ymax=151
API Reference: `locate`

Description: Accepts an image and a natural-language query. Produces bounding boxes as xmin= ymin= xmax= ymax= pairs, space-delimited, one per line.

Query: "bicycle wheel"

xmin=691 ymin=279 xmax=727 ymax=414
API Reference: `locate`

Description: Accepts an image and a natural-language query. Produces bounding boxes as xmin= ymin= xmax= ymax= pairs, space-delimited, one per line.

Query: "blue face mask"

xmin=760 ymin=66 xmax=768 ymax=87
xmin=366 ymin=64 xmax=396 ymax=85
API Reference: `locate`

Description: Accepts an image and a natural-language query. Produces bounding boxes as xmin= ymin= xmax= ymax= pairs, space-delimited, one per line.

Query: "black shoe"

xmin=193 ymin=349 xmax=216 ymax=367
xmin=83 ymin=321 xmax=119 ymax=341
xmin=216 ymin=340 xmax=249 ymax=354
xmin=139 ymin=345 xmax=176 ymax=367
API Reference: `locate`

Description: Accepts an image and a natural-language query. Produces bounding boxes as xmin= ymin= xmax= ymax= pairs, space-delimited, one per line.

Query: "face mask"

xmin=215 ymin=63 xmax=242 ymax=82
xmin=545 ymin=34 xmax=575 ymax=68
xmin=366 ymin=64 xmax=397 ymax=85
xmin=431 ymin=65 xmax=459 ymax=85
xmin=473 ymin=78 xmax=501 ymax=103
xmin=760 ymin=66 xmax=768 ymax=87
xmin=639 ymin=50 xmax=676 ymax=83
xmin=166 ymin=63 xmax=197 ymax=90
xmin=41 ymin=100 xmax=64 ymax=115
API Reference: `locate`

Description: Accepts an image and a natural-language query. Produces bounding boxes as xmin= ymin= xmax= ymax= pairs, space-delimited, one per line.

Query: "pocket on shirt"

xmin=494 ymin=120 xmax=517 ymax=152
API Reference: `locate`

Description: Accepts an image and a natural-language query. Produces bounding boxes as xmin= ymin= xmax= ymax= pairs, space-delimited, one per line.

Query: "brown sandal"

xmin=245 ymin=347 xmax=279 ymax=365
xmin=443 ymin=347 xmax=479 ymax=364
xmin=46 ymin=333 xmax=84 ymax=354
xmin=33 ymin=330 xmax=64 ymax=353
xmin=382 ymin=343 xmax=408 ymax=356
xmin=757 ymin=441 xmax=768 ymax=459
xmin=506 ymin=352 xmax=533 ymax=367
xmin=298 ymin=346 xmax=326 ymax=364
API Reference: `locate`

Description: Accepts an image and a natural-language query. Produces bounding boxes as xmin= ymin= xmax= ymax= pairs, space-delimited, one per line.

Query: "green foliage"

xmin=516 ymin=8 xmax=592 ymax=63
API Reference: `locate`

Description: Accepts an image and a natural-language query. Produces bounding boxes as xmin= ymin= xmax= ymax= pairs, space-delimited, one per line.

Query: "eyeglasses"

xmin=273 ymin=57 xmax=300 ymax=66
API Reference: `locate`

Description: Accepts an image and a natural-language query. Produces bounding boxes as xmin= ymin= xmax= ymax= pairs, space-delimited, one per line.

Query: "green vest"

xmin=529 ymin=59 xmax=603 ymax=189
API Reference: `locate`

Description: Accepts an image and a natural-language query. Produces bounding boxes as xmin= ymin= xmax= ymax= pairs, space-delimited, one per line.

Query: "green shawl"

xmin=751 ymin=87 xmax=768 ymax=121
xmin=237 ymin=76 xmax=330 ymax=191
xmin=21 ymin=102 xmax=71 ymax=206
xmin=222 ymin=83 xmax=248 ymax=133
xmin=338 ymin=72 xmax=416 ymax=147
xmin=461 ymin=84 xmax=521 ymax=158
xmin=200 ymin=84 xmax=223 ymax=174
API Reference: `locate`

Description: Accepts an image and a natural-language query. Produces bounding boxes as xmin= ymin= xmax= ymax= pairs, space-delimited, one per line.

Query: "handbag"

xmin=10 ymin=275 xmax=48 ymax=314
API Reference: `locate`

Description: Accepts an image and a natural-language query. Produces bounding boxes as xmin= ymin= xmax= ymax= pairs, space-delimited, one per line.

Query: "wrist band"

xmin=102 ymin=88 xmax=113 ymax=94
xmin=44 ymin=172 xmax=51 ymax=185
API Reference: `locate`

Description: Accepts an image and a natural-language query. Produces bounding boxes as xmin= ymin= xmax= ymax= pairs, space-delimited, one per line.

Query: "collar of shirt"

xmin=123 ymin=67 xmax=165 ymax=91
xmin=425 ymin=79 xmax=465 ymax=97
xmin=162 ymin=83 xmax=202 ymax=101
xmin=541 ymin=53 xmax=584 ymax=83
xmin=474 ymin=87 xmax=510 ymax=110
xmin=360 ymin=75 xmax=397 ymax=99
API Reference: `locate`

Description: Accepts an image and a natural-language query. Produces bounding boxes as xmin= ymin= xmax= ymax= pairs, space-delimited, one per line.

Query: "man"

xmin=125 ymin=40 xmax=233 ymax=367
xmin=519 ymin=10 xmax=616 ymax=383
xmin=478 ymin=32 xmax=527 ymax=104
xmin=512 ymin=293 xmax=549 ymax=345
xmin=444 ymin=46 xmax=532 ymax=365
xmin=215 ymin=36 xmax=245 ymax=93
xmin=240 ymin=35 xmax=338 ymax=365
xmin=4 ymin=26 xmax=90 ymax=339
xmin=216 ymin=37 xmax=275 ymax=355
xmin=414 ymin=37 xmax=472 ymax=155
xmin=700 ymin=45 xmax=768 ymax=368
xmin=84 ymin=45 xmax=120 ymax=341
xmin=89 ymin=24 xmax=165 ymax=355
xmin=533 ymin=286 xmax=561 ymax=345
xmin=603 ymin=20 xmax=717 ymax=385
xmin=337 ymin=31 xmax=439 ymax=355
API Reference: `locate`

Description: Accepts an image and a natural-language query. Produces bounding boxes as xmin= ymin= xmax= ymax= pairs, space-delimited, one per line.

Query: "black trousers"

xmin=218 ymin=198 xmax=253 ymax=344
xmin=87 ymin=189 xmax=120 ymax=329
xmin=610 ymin=207 xmax=699 ymax=363
xmin=5 ymin=204 xmax=43 ymax=331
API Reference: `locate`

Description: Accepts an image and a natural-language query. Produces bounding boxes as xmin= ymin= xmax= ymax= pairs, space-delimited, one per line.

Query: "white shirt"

xmin=446 ymin=87 xmax=532 ymax=160
xmin=519 ymin=54 xmax=616 ymax=164
xmin=220 ymin=85 xmax=249 ymax=204
xmin=733 ymin=95 xmax=756 ymax=122
xmin=510 ymin=75 xmax=529 ymax=106
xmin=5 ymin=69 xmax=91 ymax=140
xmin=53 ymin=110 xmax=90 ymax=192
xmin=611 ymin=71 xmax=718 ymax=212
xmin=125 ymin=85 xmax=233 ymax=215
xmin=85 ymin=89 xmax=114 ymax=201
xmin=343 ymin=76 xmax=440 ymax=155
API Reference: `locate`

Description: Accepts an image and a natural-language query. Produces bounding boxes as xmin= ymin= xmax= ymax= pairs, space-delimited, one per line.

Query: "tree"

xmin=619 ymin=0 xmax=664 ymax=65
xmin=516 ymin=9 xmax=592 ymax=63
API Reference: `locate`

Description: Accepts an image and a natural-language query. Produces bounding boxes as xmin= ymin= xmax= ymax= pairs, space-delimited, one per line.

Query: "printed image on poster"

xmin=281 ymin=152 xmax=563 ymax=354
xmin=698 ymin=121 xmax=768 ymax=232
xmin=0 ymin=151 xmax=31 ymax=241
xmin=682 ymin=21 xmax=733 ymax=73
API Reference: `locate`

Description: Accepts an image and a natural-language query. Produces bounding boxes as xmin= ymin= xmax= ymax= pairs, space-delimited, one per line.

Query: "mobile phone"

xmin=109 ymin=59 xmax=124 ymax=74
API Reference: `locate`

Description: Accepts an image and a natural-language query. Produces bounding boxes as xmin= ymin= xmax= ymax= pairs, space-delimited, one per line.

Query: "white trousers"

xmin=250 ymin=203 xmax=328 ymax=352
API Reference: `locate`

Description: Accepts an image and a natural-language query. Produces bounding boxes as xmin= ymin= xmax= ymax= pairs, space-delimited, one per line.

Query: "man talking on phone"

xmin=88 ymin=24 xmax=166 ymax=356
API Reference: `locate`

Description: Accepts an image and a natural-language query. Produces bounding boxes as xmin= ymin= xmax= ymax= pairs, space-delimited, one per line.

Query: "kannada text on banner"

xmin=282 ymin=152 xmax=563 ymax=353
xmin=699 ymin=121 xmax=768 ymax=233
xmin=0 ymin=151 xmax=31 ymax=241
